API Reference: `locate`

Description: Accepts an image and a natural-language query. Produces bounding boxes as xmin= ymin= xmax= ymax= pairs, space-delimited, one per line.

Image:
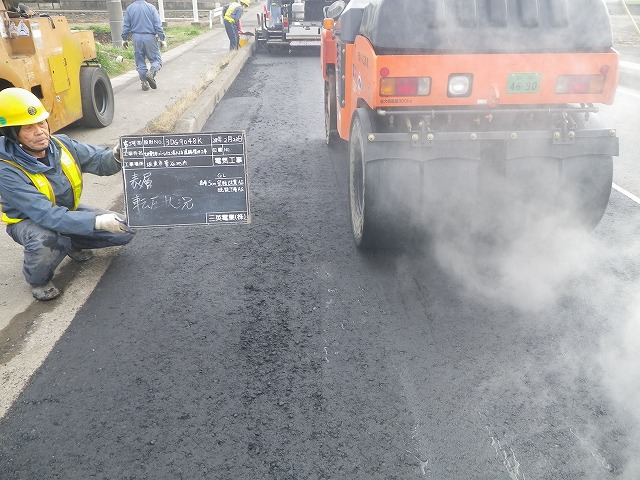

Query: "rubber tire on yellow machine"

xmin=78 ymin=66 xmax=115 ymax=128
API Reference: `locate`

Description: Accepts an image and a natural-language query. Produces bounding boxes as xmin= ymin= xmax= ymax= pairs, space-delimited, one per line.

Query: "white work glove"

xmin=95 ymin=213 xmax=128 ymax=233
xmin=160 ymin=40 xmax=167 ymax=49
xmin=112 ymin=144 xmax=122 ymax=163
xmin=122 ymin=40 xmax=129 ymax=49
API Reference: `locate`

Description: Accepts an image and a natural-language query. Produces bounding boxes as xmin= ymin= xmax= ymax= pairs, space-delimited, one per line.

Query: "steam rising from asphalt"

xmin=388 ymin=149 xmax=640 ymax=476
xmin=422 ymin=198 xmax=640 ymax=477
xmin=405 ymin=165 xmax=598 ymax=312
xmin=600 ymin=293 xmax=640 ymax=412
xmin=599 ymin=272 xmax=640 ymax=478
xmin=428 ymin=220 xmax=594 ymax=313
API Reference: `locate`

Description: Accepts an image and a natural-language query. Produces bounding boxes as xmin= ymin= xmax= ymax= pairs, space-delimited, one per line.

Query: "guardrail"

xmin=209 ymin=6 xmax=223 ymax=28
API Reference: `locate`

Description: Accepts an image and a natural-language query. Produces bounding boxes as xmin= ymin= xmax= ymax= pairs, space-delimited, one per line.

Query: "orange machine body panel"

xmin=335 ymin=35 xmax=619 ymax=140
xmin=320 ymin=20 xmax=337 ymax=78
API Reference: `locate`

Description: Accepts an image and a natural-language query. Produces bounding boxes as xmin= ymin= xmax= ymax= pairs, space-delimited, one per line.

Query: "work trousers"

xmin=6 ymin=205 xmax=135 ymax=287
xmin=132 ymin=33 xmax=163 ymax=79
xmin=224 ymin=20 xmax=240 ymax=50
xmin=268 ymin=5 xmax=282 ymax=27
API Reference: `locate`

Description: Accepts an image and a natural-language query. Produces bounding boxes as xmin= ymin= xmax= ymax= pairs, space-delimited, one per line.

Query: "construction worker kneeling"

xmin=0 ymin=88 xmax=135 ymax=301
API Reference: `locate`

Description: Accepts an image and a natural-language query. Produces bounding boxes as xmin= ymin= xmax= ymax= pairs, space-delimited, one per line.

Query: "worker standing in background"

xmin=0 ymin=88 xmax=135 ymax=301
xmin=121 ymin=0 xmax=167 ymax=91
xmin=266 ymin=0 xmax=282 ymax=28
xmin=223 ymin=0 xmax=251 ymax=50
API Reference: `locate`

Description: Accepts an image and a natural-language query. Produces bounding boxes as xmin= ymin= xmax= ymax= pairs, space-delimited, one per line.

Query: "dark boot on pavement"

xmin=146 ymin=68 xmax=157 ymax=89
xmin=67 ymin=247 xmax=94 ymax=262
xmin=31 ymin=281 xmax=61 ymax=301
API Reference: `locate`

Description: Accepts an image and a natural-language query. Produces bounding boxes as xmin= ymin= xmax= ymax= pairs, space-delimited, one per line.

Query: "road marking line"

xmin=620 ymin=60 xmax=640 ymax=72
xmin=613 ymin=183 xmax=640 ymax=204
xmin=616 ymin=86 xmax=640 ymax=99
xmin=570 ymin=428 xmax=614 ymax=473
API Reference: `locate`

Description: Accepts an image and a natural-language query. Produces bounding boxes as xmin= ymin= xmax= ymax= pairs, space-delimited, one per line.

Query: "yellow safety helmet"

xmin=0 ymin=88 xmax=50 ymax=128
xmin=240 ymin=0 xmax=250 ymax=6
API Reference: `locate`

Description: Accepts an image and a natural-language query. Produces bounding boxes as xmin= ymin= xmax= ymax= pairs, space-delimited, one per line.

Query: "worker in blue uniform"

xmin=266 ymin=0 xmax=282 ymax=28
xmin=0 ymin=88 xmax=135 ymax=301
xmin=121 ymin=0 xmax=167 ymax=91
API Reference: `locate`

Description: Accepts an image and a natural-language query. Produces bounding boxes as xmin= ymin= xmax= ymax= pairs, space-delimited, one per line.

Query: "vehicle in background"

xmin=255 ymin=0 xmax=333 ymax=51
xmin=0 ymin=0 xmax=114 ymax=132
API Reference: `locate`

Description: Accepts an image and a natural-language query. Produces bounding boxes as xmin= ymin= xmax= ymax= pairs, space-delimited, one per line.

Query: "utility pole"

xmin=106 ymin=0 xmax=124 ymax=47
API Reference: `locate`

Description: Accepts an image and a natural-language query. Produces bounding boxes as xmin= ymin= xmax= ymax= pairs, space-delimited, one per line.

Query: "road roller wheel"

xmin=324 ymin=76 xmax=339 ymax=147
xmin=567 ymin=113 xmax=613 ymax=231
xmin=349 ymin=108 xmax=385 ymax=249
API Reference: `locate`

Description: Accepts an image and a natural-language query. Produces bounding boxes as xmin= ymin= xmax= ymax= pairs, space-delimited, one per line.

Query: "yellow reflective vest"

xmin=0 ymin=137 xmax=83 ymax=224
xmin=224 ymin=2 xmax=242 ymax=23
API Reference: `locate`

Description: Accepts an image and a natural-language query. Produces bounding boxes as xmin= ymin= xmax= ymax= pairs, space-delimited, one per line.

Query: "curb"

xmin=173 ymin=41 xmax=256 ymax=133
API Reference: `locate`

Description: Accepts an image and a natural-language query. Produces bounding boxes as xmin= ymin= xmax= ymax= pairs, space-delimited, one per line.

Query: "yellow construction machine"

xmin=0 ymin=0 xmax=114 ymax=132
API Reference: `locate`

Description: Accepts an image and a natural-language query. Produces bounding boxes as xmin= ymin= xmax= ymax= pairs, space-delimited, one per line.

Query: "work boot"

xmin=146 ymin=68 xmax=157 ymax=89
xmin=31 ymin=281 xmax=61 ymax=301
xmin=141 ymin=79 xmax=150 ymax=91
xmin=67 ymin=247 xmax=94 ymax=262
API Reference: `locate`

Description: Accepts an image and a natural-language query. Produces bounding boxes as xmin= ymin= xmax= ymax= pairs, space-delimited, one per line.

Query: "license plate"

xmin=507 ymin=73 xmax=541 ymax=94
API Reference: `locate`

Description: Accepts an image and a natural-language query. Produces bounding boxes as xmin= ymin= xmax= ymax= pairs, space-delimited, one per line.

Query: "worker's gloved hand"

xmin=95 ymin=213 xmax=128 ymax=233
xmin=160 ymin=40 xmax=167 ymax=49
xmin=122 ymin=40 xmax=129 ymax=49
xmin=112 ymin=144 xmax=122 ymax=163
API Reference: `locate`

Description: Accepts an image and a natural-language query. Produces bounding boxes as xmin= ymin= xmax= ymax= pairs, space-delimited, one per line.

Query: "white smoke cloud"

xmin=600 ymin=289 xmax=640 ymax=412
xmin=430 ymin=222 xmax=596 ymax=313
xmin=413 ymin=186 xmax=640 ymax=476
xmin=598 ymin=278 xmax=640 ymax=478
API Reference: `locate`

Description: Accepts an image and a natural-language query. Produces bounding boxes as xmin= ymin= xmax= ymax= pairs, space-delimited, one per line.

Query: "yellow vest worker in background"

xmin=223 ymin=0 xmax=250 ymax=50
